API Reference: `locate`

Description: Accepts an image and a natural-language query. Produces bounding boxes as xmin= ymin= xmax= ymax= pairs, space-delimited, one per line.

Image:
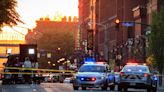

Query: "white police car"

xmin=72 ymin=60 xmax=115 ymax=90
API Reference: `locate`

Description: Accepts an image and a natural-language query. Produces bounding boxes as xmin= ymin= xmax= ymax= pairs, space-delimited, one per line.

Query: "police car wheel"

xmin=118 ymin=85 xmax=122 ymax=91
xmin=101 ymin=86 xmax=107 ymax=90
xmin=124 ymin=88 xmax=127 ymax=91
xmin=147 ymin=88 xmax=151 ymax=92
xmin=152 ymin=87 xmax=157 ymax=92
xmin=109 ymin=85 xmax=115 ymax=90
xmin=73 ymin=86 xmax=79 ymax=90
xmin=82 ymin=87 xmax=86 ymax=90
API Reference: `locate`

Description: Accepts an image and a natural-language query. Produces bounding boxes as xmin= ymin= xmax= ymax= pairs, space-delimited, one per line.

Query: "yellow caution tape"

xmin=0 ymin=67 xmax=75 ymax=74
xmin=0 ymin=72 xmax=75 ymax=75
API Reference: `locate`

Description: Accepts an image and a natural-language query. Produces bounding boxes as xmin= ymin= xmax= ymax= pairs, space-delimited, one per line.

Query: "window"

xmin=79 ymin=65 xmax=105 ymax=72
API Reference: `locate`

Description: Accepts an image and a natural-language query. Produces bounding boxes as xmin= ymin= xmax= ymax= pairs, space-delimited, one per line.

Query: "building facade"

xmin=0 ymin=31 xmax=25 ymax=69
xmin=25 ymin=16 xmax=78 ymax=69
xmin=79 ymin=0 xmax=147 ymax=61
xmin=78 ymin=0 xmax=164 ymax=69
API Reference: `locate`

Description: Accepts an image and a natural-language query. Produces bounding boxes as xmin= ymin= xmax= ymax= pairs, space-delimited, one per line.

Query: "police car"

xmin=72 ymin=59 xmax=115 ymax=90
xmin=118 ymin=63 xmax=157 ymax=92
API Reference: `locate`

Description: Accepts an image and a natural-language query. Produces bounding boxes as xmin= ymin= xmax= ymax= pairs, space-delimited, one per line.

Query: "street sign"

xmin=122 ymin=22 xmax=134 ymax=27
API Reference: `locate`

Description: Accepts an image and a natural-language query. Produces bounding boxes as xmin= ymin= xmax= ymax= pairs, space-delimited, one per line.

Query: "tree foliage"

xmin=149 ymin=7 xmax=164 ymax=73
xmin=0 ymin=0 xmax=22 ymax=31
xmin=37 ymin=29 xmax=75 ymax=57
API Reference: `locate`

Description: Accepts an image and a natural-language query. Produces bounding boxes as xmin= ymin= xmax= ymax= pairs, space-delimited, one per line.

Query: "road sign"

xmin=122 ymin=22 xmax=134 ymax=27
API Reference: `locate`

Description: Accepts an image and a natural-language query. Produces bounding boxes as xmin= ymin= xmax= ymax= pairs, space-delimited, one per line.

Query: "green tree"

xmin=149 ymin=7 xmax=164 ymax=74
xmin=0 ymin=0 xmax=22 ymax=31
xmin=35 ymin=28 xmax=75 ymax=59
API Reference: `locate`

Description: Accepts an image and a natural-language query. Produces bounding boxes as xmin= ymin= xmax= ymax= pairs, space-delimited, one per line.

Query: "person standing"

xmin=23 ymin=57 xmax=32 ymax=83
xmin=12 ymin=56 xmax=20 ymax=83
xmin=23 ymin=57 xmax=32 ymax=68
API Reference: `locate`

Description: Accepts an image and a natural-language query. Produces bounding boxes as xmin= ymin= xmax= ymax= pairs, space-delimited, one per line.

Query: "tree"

xmin=149 ymin=7 xmax=164 ymax=74
xmin=37 ymin=29 xmax=75 ymax=56
xmin=0 ymin=0 xmax=23 ymax=31
xmin=38 ymin=30 xmax=75 ymax=68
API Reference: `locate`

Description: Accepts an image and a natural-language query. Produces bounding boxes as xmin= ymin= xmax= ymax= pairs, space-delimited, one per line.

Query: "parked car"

xmin=63 ymin=77 xmax=73 ymax=83
xmin=0 ymin=74 xmax=4 ymax=80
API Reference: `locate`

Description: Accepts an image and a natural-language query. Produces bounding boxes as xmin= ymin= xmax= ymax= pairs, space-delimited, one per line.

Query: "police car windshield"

xmin=78 ymin=65 xmax=106 ymax=72
xmin=123 ymin=65 xmax=149 ymax=72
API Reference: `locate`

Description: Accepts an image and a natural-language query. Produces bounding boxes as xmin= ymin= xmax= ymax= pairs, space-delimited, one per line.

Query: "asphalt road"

xmin=0 ymin=81 xmax=155 ymax=92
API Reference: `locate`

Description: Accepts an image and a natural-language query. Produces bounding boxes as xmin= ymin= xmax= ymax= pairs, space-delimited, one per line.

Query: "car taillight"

xmin=120 ymin=72 xmax=125 ymax=76
xmin=144 ymin=73 xmax=148 ymax=77
xmin=91 ymin=77 xmax=96 ymax=81
xmin=48 ymin=78 xmax=51 ymax=80
xmin=2 ymin=75 xmax=4 ymax=78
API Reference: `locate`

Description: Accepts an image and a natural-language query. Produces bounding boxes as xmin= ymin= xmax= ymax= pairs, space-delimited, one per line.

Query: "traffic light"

xmin=87 ymin=29 xmax=94 ymax=50
xmin=115 ymin=19 xmax=120 ymax=30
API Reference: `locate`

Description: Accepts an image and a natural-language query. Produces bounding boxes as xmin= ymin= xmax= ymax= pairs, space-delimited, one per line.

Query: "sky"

xmin=16 ymin=0 xmax=78 ymax=29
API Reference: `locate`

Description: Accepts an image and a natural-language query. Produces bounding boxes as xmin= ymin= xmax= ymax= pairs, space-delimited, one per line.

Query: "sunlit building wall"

xmin=25 ymin=16 xmax=78 ymax=69
xmin=78 ymin=0 xmax=93 ymax=52
xmin=26 ymin=16 xmax=78 ymax=49
xmin=79 ymin=0 xmax=149 ymax=61
xmin=0 ymin=31 xmax=25 ymax=66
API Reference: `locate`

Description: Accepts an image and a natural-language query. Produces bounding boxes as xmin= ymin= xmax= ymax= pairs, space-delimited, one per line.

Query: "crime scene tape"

xmin=0 ymin=72 xmax=75 ymax=75
xmin=0 ymin=67 xmax=75 ymax=74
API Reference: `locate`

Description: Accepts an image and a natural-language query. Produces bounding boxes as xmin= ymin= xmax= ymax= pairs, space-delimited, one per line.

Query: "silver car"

xmin=72 ymin=63 xmax=115 ymax=90
xmin=118 ymin=63 xmax=157 ymax=92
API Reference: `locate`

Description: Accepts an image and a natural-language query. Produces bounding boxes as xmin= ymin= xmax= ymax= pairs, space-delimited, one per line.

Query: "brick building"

xmin=26 ymin=16 xmax=78 ymax=49
xmin=78 ymin=0 xmax=94 ymax=53
xmin=131 ymin=0 xmax=164 ymax=62
xmin=25 ymin=16 xmax=78 ymax=69
xmin=79 ymin=0 xmax=147 ymax=62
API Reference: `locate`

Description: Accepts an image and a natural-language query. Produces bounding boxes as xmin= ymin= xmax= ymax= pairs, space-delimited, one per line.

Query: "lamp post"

xmin=47 ymin=61 xmax=51 ymax=69
xmin=88 ymin=21 xmax=109 ymax=61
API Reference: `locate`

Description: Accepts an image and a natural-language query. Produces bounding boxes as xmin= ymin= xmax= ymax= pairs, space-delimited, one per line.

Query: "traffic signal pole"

xmin=114 ymin=19 xmax=151 ymax=62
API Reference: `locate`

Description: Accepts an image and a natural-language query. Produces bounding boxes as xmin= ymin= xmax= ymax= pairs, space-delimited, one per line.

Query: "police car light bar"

xmin=126 ymin=63 xmax=138 ymax=65
xmin=84 ymin=57 xmax=96 ymax=64
xmin=126 ymin=63 xmax=147 ymax=66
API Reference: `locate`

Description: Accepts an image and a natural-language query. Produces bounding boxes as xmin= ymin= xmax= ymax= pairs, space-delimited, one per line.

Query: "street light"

xmin=57 ymin=47 xmax=61 ymax=51
xmin=88 ymin=21 xmax=109 ymax=61
xmin=48 ymin=61 xmax=51 ymax=64
xmin=52 ymin=63 xmax=55 ymax=66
